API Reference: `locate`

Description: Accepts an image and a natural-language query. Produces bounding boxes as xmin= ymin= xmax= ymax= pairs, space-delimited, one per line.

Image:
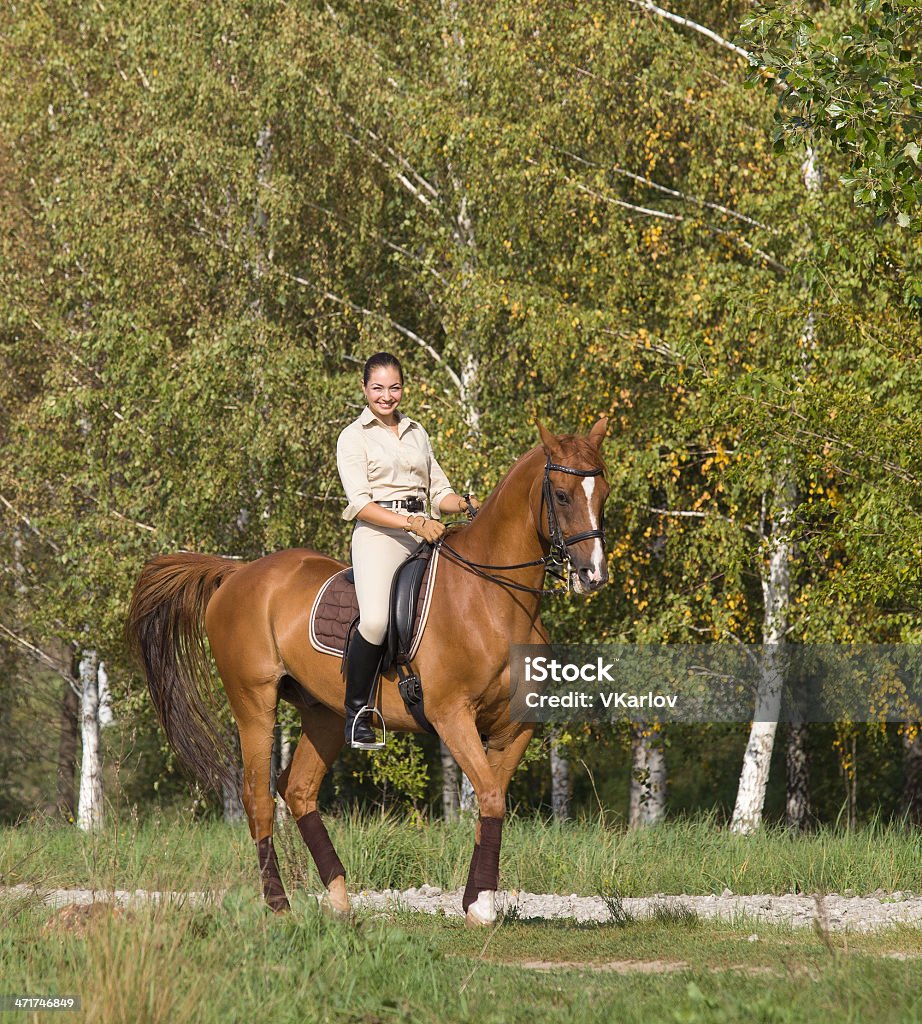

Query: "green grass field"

xmin=2 ymin=813 xmax=922 ymax=1023
xmin=2 ymin=810 xmax=921 ymax=896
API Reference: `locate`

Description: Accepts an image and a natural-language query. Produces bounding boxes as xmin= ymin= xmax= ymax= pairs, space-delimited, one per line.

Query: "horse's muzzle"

xmin=572 ymin=565 xmax=608 ymax=594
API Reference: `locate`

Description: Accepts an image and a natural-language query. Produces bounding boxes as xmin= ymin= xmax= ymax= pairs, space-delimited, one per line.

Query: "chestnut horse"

xmin=127 ymin=418 xmax=609 ymax=926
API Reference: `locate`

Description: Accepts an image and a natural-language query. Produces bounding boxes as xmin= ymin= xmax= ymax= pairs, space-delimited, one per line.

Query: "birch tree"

xmin=77 ymin=650 xmax=103 ymax=831
xmin=629 ymin=725 xmax=667 ymax=829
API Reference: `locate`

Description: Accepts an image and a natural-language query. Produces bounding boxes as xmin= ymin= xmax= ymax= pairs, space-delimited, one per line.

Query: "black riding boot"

xmin=344 ymin=630 xmax=386 ymax=749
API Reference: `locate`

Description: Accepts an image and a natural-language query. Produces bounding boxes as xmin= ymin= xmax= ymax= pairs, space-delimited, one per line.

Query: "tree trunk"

xmin=785 ymin=720 xmax=811 ymax=830
xmin=223 ymin=732 xmax=244 ymax=822
xmin=55 ymin=669 xmax=79 ymax=821
xmin=732 ymin=145 xmax=819 ymax=834
xmin=440 ymin=739 xmax=460 ymax=820
xmin=222 ymin=770 xmax=244 ymax=823
xmin=550 ymin=729 xmax=571 ymax=820
xmin=901 ymin=727 xmax=922 ymax=825
xmin=77 ymin=650 xmax=103 ymax=831
xmin=275 ymin=725 xmax=292 ymax=822
xmin=628 ymin=725 xmax=666 ymax=828
xmin=97 ymin=661 xmax=113 ymax=726
xmin=460 ymin=769 xmax=477 ymax=814
xmin=731 ymin=483 xmax=794 ymax=834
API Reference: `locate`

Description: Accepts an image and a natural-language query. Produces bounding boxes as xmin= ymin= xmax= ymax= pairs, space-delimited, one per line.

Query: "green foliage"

xmin=743 ymin=1 xmax=922 ymax=231
xmin=1 ymin=0 xmax=922 ymax=814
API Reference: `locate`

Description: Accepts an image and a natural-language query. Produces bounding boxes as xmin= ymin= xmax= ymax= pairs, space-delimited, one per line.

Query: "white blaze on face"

xmin=581 ymin=476 xmax=605 ymax=582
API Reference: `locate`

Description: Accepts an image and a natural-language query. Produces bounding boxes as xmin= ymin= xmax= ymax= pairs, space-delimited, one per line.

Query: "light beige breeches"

xmin=351 ymin=520 xmax=419 ymax=644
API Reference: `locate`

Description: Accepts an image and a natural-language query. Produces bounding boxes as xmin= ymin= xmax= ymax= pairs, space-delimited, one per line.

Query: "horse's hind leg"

xmin=276 ymin=704 xmax=350 ymax=916
xmin=226 ymin=680 xmax=290 ymax=913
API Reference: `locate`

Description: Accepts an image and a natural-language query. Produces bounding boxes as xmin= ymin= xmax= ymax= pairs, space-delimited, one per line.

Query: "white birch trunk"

xmin=460 ymin=770 xmax=477 ymax=814
xmin=222 ymin=771 xmax=245 ymax=823
xmin=440 ymin=739 xmax=460 ymax=820
xmin=628 ymin=725 xmax=666 ymax=828
xmin=223 ymin=732 xmax=244 ymax=823
xmin=731 ymin=146 xmax=818 ymax=834
xmin=731 ymin=486 xmax=794 ymax=833
xmin=275 ymin=728 xmax=292 ymax=823
xmin=97 ymin=661 xmax=113 ymax=726
xmin=550 ymin=729 xmax=571 ymax=820
xmin=77 ymin=650 xmax=104 ymax=831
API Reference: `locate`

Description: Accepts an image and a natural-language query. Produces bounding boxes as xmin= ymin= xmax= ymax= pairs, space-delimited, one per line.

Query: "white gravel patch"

xmin=4 ymin=883 xmax=922 ymax=932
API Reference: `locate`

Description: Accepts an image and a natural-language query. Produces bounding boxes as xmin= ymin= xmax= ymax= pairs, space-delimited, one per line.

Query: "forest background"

xmin=2 ymin=0 xmax=922 ymax=833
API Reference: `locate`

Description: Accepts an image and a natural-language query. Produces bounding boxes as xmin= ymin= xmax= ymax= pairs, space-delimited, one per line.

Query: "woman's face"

xmin=362 ymin=364 xmax=404 ymax=422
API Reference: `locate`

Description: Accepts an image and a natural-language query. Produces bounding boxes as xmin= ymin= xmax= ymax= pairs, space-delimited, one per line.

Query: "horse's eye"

xmin=555 ymin=489 xmax=569 ymax=504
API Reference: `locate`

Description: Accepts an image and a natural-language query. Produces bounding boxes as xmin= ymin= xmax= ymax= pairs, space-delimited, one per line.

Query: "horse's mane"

xmin=449 ymin=434 xmax=605 ymax=532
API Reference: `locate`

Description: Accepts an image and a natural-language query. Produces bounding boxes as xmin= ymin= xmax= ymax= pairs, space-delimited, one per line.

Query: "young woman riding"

xmin=336 ymin=351 xmax=479 ymax=749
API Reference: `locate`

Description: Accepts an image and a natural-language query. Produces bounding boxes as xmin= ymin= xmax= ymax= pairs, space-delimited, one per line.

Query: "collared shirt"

xmin=336 ymin=406 xmax=456 ymax=522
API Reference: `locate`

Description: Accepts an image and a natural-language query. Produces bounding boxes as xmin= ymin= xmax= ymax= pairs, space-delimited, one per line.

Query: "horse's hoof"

xmin=464 ymin=891 xmax=497 ymax=927
xmin=320 ymin=895 xmax=352 ymax=921
xmin=321 ymin=877 xmax=352 ymax=920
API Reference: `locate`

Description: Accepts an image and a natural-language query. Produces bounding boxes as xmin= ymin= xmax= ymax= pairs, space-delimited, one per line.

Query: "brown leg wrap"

xmin=461 ymin=843 xmax=481 ymax=913
xmin=256 ymin=837 xmax=290 ymax=913
xmin=465 ymin=816 xmax=503 ymax=904
xmin=297 ymin=811 xmax=346 ymax=886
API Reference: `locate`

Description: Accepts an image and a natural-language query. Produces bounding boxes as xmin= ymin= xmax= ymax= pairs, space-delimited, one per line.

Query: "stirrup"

xmin=349 ymin=706 xmax=386 ymax=751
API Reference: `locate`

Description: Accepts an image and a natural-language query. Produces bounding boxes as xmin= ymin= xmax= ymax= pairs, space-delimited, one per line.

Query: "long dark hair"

xmin=362 ymin=351 xmax=403 ymax=385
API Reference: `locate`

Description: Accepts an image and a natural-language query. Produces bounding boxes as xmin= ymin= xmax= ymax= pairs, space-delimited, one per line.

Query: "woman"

xmin=336 ymin=352 xmax=480 ymax=749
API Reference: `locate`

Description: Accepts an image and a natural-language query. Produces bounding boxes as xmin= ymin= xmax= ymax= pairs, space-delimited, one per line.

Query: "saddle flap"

xmin=386 ymin=542 xmax=434 ymax=669
xmin=308 ymin=545 xmax=438 ymax=663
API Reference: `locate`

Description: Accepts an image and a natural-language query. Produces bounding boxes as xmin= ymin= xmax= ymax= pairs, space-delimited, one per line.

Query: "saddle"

xmin=308 ymin=543 xmax=441 ymax=733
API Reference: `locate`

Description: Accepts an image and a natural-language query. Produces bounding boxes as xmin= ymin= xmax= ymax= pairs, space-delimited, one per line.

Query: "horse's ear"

xmin=536 ymin=419 xmax=561 ymax=456
xmin=587 ymin=415 xmax=609 ymax=451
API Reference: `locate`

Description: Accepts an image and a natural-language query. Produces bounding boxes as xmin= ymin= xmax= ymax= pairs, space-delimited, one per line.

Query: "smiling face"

xmin=362 ymin=364 xmax=404 ymax=424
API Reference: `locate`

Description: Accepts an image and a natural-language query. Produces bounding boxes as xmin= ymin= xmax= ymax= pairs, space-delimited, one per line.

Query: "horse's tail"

xmin=126 ymin=553 xmax=242 ymax=795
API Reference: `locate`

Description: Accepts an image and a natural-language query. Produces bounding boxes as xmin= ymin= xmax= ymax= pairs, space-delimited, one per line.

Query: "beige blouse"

xmin=336 ymin=406 xmax=456 ymax=522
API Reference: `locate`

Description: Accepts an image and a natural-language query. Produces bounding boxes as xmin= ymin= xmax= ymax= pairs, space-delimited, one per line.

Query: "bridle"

xmin=540 ymin=453 xmax=606 ymax=567
xmin=438 ymin=452 xmax=607 ymax=595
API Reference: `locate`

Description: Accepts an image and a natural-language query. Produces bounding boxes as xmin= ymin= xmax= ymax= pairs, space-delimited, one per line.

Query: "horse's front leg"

xmin=461 ymin=725 xmax=535 ymax=922
xmin=436 ymin=710 xmax=515 ymax=927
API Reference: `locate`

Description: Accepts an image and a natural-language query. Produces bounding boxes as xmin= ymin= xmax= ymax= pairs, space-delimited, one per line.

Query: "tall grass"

xmin=2 ymin=809 xmax=921 ymax=897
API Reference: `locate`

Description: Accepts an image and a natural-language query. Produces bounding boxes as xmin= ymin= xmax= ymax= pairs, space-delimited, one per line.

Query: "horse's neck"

xmin=448 ymin=447 xmax=548 ymax=592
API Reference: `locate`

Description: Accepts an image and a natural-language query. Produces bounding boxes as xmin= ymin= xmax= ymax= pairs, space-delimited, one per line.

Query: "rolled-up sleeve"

xmin=337 ymin=427 xmax=372 ymax=521
xmin=425 ymin=434 xmax=456 ymax=520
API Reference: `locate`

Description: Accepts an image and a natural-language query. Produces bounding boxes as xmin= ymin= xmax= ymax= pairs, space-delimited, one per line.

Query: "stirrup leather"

xmin=349 ymin=705 xmax=386 ymax=751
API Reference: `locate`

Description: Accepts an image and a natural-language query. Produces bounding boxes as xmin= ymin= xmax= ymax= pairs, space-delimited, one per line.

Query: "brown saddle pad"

xmin=308 ymin=550 xmax=440 ymax=658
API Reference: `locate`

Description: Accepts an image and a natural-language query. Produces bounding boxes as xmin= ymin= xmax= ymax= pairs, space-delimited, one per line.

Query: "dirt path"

xmin=5 ymin=883 xmax=922 ymax=932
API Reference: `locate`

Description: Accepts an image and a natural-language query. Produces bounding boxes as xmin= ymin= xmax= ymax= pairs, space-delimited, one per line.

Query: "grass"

xmin=2 ymin=809 xmax=922 ymax=898
xmin=2 ymin=812 xmax=922 ymax=1022
xmin=1 ymin=893 xmax=921 ymax=1024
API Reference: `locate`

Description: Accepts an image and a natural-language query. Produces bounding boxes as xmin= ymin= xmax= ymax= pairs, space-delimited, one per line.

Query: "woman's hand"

xmin=406 ymin=516 xmax=445 ymax=543
xmin=464 ymin=495 xmax=480 ymax=519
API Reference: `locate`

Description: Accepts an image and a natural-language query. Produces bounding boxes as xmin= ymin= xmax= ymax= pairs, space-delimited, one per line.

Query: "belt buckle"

xmin=405 ymin=498 xmax=424 ymax=514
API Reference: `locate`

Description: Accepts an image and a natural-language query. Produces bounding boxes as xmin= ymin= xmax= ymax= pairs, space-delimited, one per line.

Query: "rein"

xmin=438 ymin=453 xmax=606 ymax=596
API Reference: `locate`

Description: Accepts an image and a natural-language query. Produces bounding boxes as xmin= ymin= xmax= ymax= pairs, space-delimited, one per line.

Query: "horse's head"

xmin=536 ymin=416 xmax=610 ymax=595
